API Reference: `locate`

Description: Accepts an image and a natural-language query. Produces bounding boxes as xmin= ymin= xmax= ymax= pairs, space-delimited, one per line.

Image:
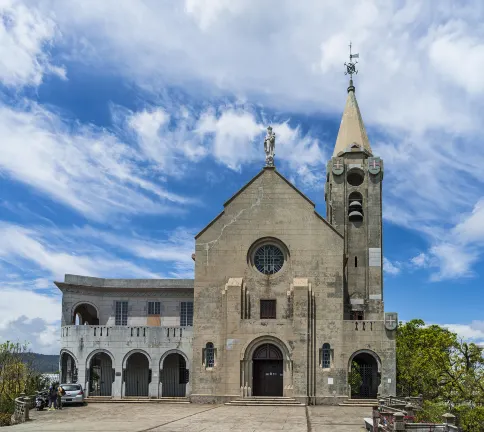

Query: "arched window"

xmin=321 ymin=343 xmax=331 ymax=369
xmin=205 ymin=343 xmax=215 ymax=368
xmin=348 ymin=192 xmax=363 ymax=222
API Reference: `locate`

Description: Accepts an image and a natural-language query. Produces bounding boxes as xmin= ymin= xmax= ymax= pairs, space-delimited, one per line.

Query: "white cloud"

xmin=441 ymin=321 xmax=484 ymax=346
xmin=195 ymin=108 xmax=263 ymax=170
xmin=407 ymin=198 xmax=484 ymax=281
xmin=70 ymin=225 xmax=196 ymax=278
xmin=0 ymin=222 xmax=160 ymax=280
xmin=184 ymin=0 xmax=247 ymax=32
xmin=0 ymin=287 xmax=61 ymax=354
xmin=428 ymin=20 xmax=484 ymax=94
xmin=0 ymin=101 xmax=193 ymax=221
xmin=0 ymin=0 xmax=66 ymax=87
xmin=453 ymin=198 xmax=484 ymax=244
xmin=128 ymin=107 xmax=207 ymax=174
xmin=410 ymin=252 xmax=429 ymax=268
xmin=383 ymin=257 xmax=401 ymax=275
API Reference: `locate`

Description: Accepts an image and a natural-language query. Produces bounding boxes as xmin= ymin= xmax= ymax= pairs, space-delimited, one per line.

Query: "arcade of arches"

xmin=60 ymin=346 xmax=381 ymax=400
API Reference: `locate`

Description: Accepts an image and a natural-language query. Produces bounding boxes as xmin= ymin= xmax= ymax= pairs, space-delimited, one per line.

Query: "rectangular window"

xmin=148 ymin=301 xmax=161 ymax=315
xmin=115 ymin=301 xmax=128 ymax=326
xmin=260 ymin=299 xmax=276 ymax=319
xmin=180 ymin=302 xmax=193 ymax=326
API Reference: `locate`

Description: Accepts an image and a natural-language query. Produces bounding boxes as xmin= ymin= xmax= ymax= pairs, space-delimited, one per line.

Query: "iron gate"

xmin=160 ymin=354 xmax=188 ymax=397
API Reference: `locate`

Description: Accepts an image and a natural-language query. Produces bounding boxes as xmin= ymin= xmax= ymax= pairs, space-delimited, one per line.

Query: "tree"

xmin=396 ymin=319 xmax=484 ymax=431
xmin=0 ymin=341 xmax=47 ymax=419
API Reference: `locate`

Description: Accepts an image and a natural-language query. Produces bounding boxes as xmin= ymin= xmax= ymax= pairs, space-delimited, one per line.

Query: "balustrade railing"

xmin=61 ymin=325 xmax=192 ymax=341
xmin=343 ymin=320 xmax=383 ymax=332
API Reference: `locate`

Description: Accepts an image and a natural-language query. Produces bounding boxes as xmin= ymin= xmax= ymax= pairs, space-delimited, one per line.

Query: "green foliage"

xmin=0 ymin=341 xmax=46 ymax=417
xmin=0 ymin=412 xmax=11 ymax=426
xmin=453 ymin=405 xmax=484 ymax=432
xmin=396 ymin=319 xmax=484 ymax=431
xmin=414 ymin=400 xmax=448 ymax=423
xmin=349 ymin=361 xmax=363 ymax=395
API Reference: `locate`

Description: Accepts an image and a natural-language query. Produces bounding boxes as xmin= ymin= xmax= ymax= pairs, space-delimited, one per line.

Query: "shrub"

xmin=415 ymin=400 xmax=448 ymax=423
xmin=0 ymin=413 xmax=12 ymax=427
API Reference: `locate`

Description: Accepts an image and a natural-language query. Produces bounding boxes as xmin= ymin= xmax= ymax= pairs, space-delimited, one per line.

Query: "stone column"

xmin=442 ymin=413 xmax=456 ymax=428
xmin=405 ymin=404 xmax=414 ymax=421
xmin=149 ymin=355 xmax=160 ymax=398
xmin=372 ymin=405 xmax=379 ymax=432
xmin=77 ymin=358 xmax=87 ymax=397
xmin=393 ymin=412 xmax=405 ymax=431
xmin=112 ymin=357 xmax=123 ymax=399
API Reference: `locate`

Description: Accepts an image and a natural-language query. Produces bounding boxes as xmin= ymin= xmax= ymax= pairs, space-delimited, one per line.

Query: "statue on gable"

xmin=264 ymin=126 xmax=276 ymax=167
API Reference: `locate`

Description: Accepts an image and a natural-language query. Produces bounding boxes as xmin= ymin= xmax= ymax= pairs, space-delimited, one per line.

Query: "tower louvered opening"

xmin=348 ymin=192 xmax=363 ymax=222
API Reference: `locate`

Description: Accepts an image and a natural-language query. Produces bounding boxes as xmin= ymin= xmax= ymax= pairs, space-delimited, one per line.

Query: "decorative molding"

xmin=63 ymin=288 xmax=193 ymax=298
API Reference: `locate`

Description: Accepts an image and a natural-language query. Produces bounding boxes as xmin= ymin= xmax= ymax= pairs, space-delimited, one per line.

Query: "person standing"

xmin=57 ymin=384 xmax=65 ymax=410
xmin=48 ymin=384 xmax=57 ymax=410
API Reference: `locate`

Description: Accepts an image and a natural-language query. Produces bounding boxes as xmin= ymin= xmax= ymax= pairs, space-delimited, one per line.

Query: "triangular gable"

xmin=224 ymin=168 xmax=315 ymax=207
xmin=195 ymin=167 xmax=343 ymax=240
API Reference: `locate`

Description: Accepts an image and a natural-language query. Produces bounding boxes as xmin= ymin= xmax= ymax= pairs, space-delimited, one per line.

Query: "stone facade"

xmin=56 ymin=81 xmax=397 ymax=404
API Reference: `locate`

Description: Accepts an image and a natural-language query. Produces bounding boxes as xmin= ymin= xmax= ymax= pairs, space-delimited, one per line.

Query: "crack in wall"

xmin=199 ymin=186 xmax=264 ymax=266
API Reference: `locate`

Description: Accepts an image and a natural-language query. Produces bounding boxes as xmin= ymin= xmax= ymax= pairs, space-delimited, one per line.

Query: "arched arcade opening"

xmin=60 ymin=352 xmax=77 ymax=384
xmin=73 ymin=303 xmax=99 ymax=325
xmin=89 ymin=352 xmax=114 ymax=396
xmin=160 ymin=353 xmax=188 ymax=397
xmin=124 ymin=352 xmax=150 ymax=397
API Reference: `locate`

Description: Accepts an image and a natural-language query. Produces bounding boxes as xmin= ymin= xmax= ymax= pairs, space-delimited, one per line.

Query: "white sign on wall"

xmin=226 ymin=339 xmax=236 ymax=350
xmin=369 ymin=248 xmax=382 ymax=267
xmin=388 ymin=378 xmax=392 ymax=384
xmin=328 ymin=378 xmax=333 ymax=385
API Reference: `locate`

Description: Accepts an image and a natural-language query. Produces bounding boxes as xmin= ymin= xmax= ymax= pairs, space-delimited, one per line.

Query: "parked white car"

xmin=60 ymin=384 xmax=85 ymax=405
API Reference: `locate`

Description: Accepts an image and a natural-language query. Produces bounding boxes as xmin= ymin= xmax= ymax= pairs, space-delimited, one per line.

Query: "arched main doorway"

xmin=89 ymin=352 xmax=114 ymax=396
xmin=349 ymin=351 xmax=380 ymax=399
xmin=60 ymin=352 xmax=77 ymax=384
xmin=160 ymin=353 xmax=188 ymax=397
xmin=125 ymin=352 xmax=150 ymax=397
xmin=252 ymin=344 xmax=283 ymax=396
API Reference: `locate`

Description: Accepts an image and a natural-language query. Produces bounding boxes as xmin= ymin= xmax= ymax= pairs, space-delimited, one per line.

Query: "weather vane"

xmin=344 ymin=41 xmax=359 ymax=79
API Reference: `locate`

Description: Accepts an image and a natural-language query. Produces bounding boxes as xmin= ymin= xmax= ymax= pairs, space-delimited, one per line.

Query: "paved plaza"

xmin=9 ymin=403 xmax=369 ymax=431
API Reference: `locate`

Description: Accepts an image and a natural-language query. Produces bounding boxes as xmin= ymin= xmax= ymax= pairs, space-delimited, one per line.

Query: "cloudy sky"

xmin=1 ymin=0 xmax=483 ymax=354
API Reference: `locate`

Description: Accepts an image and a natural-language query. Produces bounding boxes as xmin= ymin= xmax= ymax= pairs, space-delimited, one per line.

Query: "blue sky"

xmin=1 ymin=0 xmax=483 ymax=353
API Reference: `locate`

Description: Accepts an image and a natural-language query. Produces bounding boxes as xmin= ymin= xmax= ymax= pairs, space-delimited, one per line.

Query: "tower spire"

xmin=333 ymin=43 xmax=371 ymax=157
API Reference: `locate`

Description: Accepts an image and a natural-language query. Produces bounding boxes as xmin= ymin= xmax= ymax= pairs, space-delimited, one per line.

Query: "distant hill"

xmin=20 ymin=353 xmax=59 ymax=374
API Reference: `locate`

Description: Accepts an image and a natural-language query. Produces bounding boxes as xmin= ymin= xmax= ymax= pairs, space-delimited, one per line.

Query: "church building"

xmin=57 ymin=76 xmax=397 ymax=405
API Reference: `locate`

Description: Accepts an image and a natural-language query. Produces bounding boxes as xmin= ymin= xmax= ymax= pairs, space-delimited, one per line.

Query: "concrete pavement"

xmin=10 ymin=403 xmax=369 ymax=431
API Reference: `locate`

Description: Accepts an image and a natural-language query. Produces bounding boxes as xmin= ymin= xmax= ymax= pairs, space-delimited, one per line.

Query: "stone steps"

xmin=339 ymin=399 xmax=378 ymax=408
xmin=225 ymin=397 xmax=304 ymax=406
xmin=85 ymin=397 xmax=190 ymax=404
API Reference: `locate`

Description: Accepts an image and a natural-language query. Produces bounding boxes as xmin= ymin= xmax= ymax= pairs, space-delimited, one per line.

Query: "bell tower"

xmin=325 ymin=48 xmax=384 ymax=320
